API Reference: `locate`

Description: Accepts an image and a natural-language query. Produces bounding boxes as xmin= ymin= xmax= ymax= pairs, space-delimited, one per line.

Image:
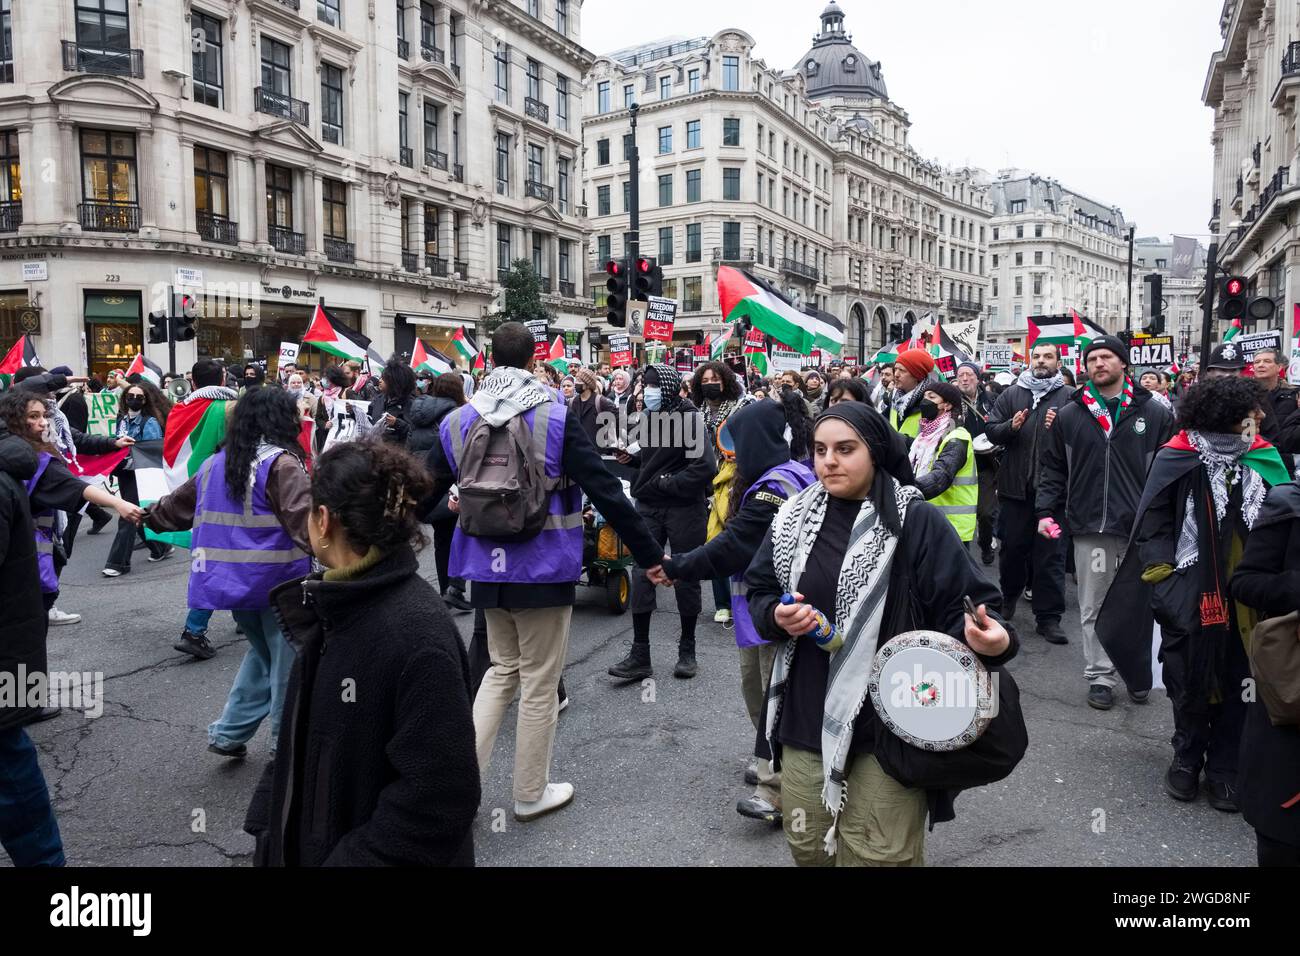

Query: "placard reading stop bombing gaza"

xmin=1128 ymin=336 xmax=1174 ymax=367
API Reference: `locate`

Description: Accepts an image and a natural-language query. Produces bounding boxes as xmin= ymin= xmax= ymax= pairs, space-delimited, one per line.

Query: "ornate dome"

xmin=796 ymin=3 xmax=888 ymax=101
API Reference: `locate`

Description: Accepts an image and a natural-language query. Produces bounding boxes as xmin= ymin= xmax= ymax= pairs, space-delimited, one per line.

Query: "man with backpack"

xmin=426 ymin=322 xmax=663 ymax=823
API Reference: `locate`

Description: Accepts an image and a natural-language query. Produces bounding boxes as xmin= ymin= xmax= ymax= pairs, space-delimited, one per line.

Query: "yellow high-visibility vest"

xmin=930 ymin=426 xmax=978 ymax=542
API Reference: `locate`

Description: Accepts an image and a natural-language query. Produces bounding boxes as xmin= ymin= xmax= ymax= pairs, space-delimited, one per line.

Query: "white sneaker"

xmin=714 ymin=608 xmax=732 ymax=624
xmin=48 ymin=606 xmax=81 ymax=626
xmin=101 ymin=568 xmax=122 ymax=578
xmin=514 ymin=782 xmax=574 ymax=822
xmin=558 ymin=694 xmax=570 ymax=714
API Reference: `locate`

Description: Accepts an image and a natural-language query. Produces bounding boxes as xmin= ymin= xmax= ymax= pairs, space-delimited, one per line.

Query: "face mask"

xmin=919 ymin=399 xmax=940 ymax=422
xmin=643 ymin=387 xmax=663 ymax=411
xmin=288 ymin=387 xmax=304 ymax=398
xmin=125 ymin=396 xmax=146 ymax=411
xmin=702 ymin=383 xmax=723 ymax=401
xmin=417 ymin=379 xmax=430 ymax=392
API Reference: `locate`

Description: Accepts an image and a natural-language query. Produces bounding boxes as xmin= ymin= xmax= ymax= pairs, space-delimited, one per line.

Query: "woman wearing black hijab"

xmin=609 ymin=364 xmax=716 ymax=681
xmin=744 ymin=402 xmax=1018 ymax=866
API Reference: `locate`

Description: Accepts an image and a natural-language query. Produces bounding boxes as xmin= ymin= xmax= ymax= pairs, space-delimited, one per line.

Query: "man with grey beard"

xmin=984 ymin=343 xmax=1074 ymax=645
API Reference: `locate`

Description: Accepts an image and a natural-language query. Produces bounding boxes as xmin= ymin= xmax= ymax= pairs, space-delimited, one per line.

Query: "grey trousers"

xmin=739 ymin=642 xmax=780 ymax=806
xmin=1073 ymin=534 xmax=1124 ymax=688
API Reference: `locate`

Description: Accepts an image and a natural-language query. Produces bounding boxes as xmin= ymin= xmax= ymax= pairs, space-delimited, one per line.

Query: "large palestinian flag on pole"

xmin=302 ymin=302 xmax=372 ymax=363
xmin=451 ymin=327 xmax=479 ymax=364
xmin=0 ymin=335 xmax=40 ymax=389
xmin=718 ymin=266 xmax=843 ymax=356
xmin=411 ymin=338 xmax=454 ymax=376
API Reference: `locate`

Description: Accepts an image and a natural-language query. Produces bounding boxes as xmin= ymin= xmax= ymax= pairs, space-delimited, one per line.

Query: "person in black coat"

xmin=0 ymin=425 xmax=65 ymax=866
xmin=245 ymin=440 xmax=480 ymax=866
xmin=369 ymin=358 xmax=417 ymax=446
xmin=1230 ymin=481 xmax=1300 ymax=867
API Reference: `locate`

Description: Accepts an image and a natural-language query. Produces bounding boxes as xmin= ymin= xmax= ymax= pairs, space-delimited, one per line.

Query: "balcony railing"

xmin=425 ymin=148 xmax=448 ymax=171
xmin=401 ymin=251 xmax=419 ymax=272
xmin=426 ymin=256 xmax=449 ymax=277
xmin=455 ymin=260 xmax=468 ymax=277
xmin=1284 ymin=40 xmax=1300 ymax=78
xmin=0 ymin=201 xmax=22 ymax=233
xmin=558 ymin=280 xmax=576 ymax=298
xmin=196 ymin=212 xmax=239 ymax=245
xmin=453 ymin=164 xmax=464 ymax=182
xmin=324 ymin=237 xmax=355 ymax=263
xmin=497 ymin=267 xmax=511 ymax=285
xmin=399 ymin=146 xmax=413 ymax=168
xmin=255 ymin=87 xmax=310 ymax=127
xmin=947 ymin=298 xmax=981 ymax=314
xmin=398 ymin=38 xmax=410 ymax=60
xmin=1241 ymin=165 xmax=1292 ymax=231
xmin=781 ymin=257 xmax=820 ymax=282
xmin=272 ymin=0 xmax=301 ymax=8
xmin=269 ymin=225 xmax=306 ymax=255
xmin=713 ymin=246 xmax=756 ymax=264
xmin=61 ymin=41 xmax=143 ymax=78
xmin=421 ymin=44 xmax=445 ymax=64
xmin=525 ymin=180 xmax=554 ymax=202
xmin=525 ymin=97 xmax=550 ymax=123
xmin=79 ymin=202 xmax=139 ymax=232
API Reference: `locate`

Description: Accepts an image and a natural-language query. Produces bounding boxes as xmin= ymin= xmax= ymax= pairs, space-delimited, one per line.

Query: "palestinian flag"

xmin=709 ymin=329 xmax=728 ymax=361
xmin=451 ymin=327 xmax=479 ymax=364
xmin=1224 ymin=317 xmax=1244 ymax=342
xmin=546 ymin=335 xmax=569 ymax=375
xmin=718 ymin=266 xmax=843 ymax=355
xmin=153 ymin=389 xmax=236 ymax=547
xmin=1027 ymin=313 xmax=1106 ymax=349
xmin=125 ymin=352 xmax=163 ymax=387
xmin=67 ymin=447 xmax=131 ymax=480
xmin=871 ymin=344 xmax=900 ymax=366
xmin=411 ymin=338 xmax=454 ymax=376
xmin=473 ymin=351 xmax=486 ymax=371
xmin=127 ymin=440 xmax=185 ymax=547
xmin=1166 ymin=431 xmax=1292 ymax=486
xmin=0 ymin=335 xmax=40 ymax=389
xmin=302 ymin=302 xmax=372 ymax=363
xmin=928 ymin=319 xmax=975 ymax=363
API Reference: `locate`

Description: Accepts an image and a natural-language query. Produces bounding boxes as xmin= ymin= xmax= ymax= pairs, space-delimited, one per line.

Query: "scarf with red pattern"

xmin=1080 ymin=374 xmax=1134 ymax=438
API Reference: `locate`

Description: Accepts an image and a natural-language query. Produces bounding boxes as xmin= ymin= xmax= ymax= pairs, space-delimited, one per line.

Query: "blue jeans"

xmin=185 ymin=608 xmax=214 ymax=636
xmin=0 ymin=726 xmax=65 ymax=866
xmin=208 ymin=608 xmax=295 ymax=751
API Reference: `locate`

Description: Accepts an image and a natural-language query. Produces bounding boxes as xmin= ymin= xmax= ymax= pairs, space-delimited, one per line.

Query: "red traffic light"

xmin=605 ymin=259 xmax=622 ymax=276
xmin=636 ymin=258 xmax=651 ymax=273
xmin=1226 ymin=278 xmax=1244 ymax=297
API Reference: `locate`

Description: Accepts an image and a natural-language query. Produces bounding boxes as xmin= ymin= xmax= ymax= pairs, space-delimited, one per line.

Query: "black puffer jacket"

xmin=406 ymin=395 xmax=457 ymax=456
xmin=1036 ymin=384 xmax=1174 ymax=536
xmin=0 ymin=428 xmax=45 ymax=732
xmin=983 ymin=381 xmax=1074 ymax=502
xmin=246 ymin=546 xmax=480 ymax=866
xmin=626 ymin=398 xmax=717 ymax=507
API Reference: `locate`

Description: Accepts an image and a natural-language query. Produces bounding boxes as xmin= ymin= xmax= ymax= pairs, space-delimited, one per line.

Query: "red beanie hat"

xmin=895 ymin=349 xmax=935 ymax=381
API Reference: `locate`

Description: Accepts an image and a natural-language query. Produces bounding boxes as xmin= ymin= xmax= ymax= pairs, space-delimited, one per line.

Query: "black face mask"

xmin=919 ymin=399 xmax=941 ymax=422
xmin=702 ymin=383 xmax=723 ymax=401
xmin=125 ymin=396 xmax=146 ymax=411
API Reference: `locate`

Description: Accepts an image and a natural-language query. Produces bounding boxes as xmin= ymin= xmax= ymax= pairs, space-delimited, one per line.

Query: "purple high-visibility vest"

xmin=731 ymin=461 xmax=816 ymax=649
xmin=189 ymin=449 xmax=310 ymax=611
xmin=440 ymin=400 xmax=584 ymax=585
xmin=25 ymin=453 xmax=59 ymax=594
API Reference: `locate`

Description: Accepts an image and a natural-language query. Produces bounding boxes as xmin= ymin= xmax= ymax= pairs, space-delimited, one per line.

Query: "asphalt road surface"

xmin=19 ymin=527 xmax=1256 ymax=867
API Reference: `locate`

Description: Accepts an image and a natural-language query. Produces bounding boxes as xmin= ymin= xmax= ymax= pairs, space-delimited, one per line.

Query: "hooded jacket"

xmin=626 ymin=364 xmax=717 ymax=507
xmin=1036 ymin=381 xmax=1174 ymax=536
xmin=0 ymin=427 xmax=45 ymax=732
xmin=405 ymin=395 xmax=457 ymax=456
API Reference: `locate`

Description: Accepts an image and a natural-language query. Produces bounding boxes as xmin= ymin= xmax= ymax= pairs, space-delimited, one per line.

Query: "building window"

xmin=398 ymin=92 xmax=411 ymax=163
xmin=623 ymin=133 xmax=634 ymax=161
xmin=557 ymin=157 xmax=570 ymax=213
xmin=686 ymin=119 xmax=701 ymax=149
xmin=597 ymin=185 xmax=610 ymax=216
xmin=527 ymin=58 xmax=541 ymax=102
xmin=423 ymin=100 xmax=441 ymax=156
xmin=722 ymin=167 xmax=740 ymax=201
xmin=322 ymin=178 xmax=347 ymax=239
xmin=191 ymin=11 xmax=224 ymax=107
xmin=1015 ymin=225 xmax=1024 ymax=239
xmin=658 ymin=226 xmax=674 ymax=266
xmin=556 ymin=75 xmax=570 ymax=131
xmin=1015 ymin=252 xmax=1023 ymax=266
xmin=527 ymin=0 xmax=539 ymax=17
xmin=658 ymin=174 xmax=672 ymax=207
xmin=597 ymin=80 xmax=610 ymax=113
xmin=687 ymin=69 xmax=700 ymax=93
xmin=260 ymin=36 xmax=292 ymax=97
xmin=0 ymin=130 xmax=19 ymax=204
xmin=419 ymin=1 xmax=436 ymax=54
xmin=722 ymin=118 xmax=740 ymax=146
xmin=452 ymin=111 xmax=461 ymax=168
xmin=449 ymin=13 xmax=461 ymax=73
xmin=597 ymin=234 xmax=611 ymax=263
xmin=1014 ymin=276 xmax=1023 ymax=296
xmin=722 ymin=55 xmax=740 ymax=91
xmin=1033 ymin=275 xmax=1043 ymax=296
xmin=528 ymin=143 xmax=544 ymax=186
xmin=556 ymin=0 xmax=569 ymax=34
xmin=622 ymin=180 xmax=629 ymax=213
xmin=1034 ymin=224 xmax=1044 ymax=238
xmin=659 ymin=76 xmax=671 ymax=99
xmin=495 ymin=42 xmax=510 ymax=103
xmin=683 ymin=276 xmax=703 ymax=311
xmin=495 ymin=132 xmax=510 ymax=194
xmin=75 ymin=0 xmax=130 ymax=57
xmin=658 ymin=126 xmax=672 ymax=154
xmin=1034 ymin=251 xmax=1043 ymax=265
xmin=321 ymin=62 xmax=344 ymax=144
xmin=531 ymin=232 xmax=544 ymax=278
xmin=722 ymin=222 xmax=740 ymax=260
xmin=686 ymin=169 xmax=701 ymax=203
xmin=559 ymin=239 xmax=571 ymax=282
xmin=662 ymin=277 xmax=678 ymax=301
xmin=596 ymin=138 xmax=610 ymax=165
xmin=686 ymin=223 xmax=701 ymax=262
xmin=193 ymin=146 xmax=229 ymax=218
xmin=265 ymin=163 xmax=293 ymax=228
xmin=80 ymin=128 xmax=137 ymax=205
xmin=623 ymin=84 xmax=634 ymax=108
xmin=992 ymin=278 xmax=998 ymax=297
xmin=498 ymin=223 xmax=512 ymax=271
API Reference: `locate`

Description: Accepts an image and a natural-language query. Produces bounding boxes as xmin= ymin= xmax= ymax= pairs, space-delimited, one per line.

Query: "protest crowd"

xmin=2 ymin=295 xmax=1300 ymax=870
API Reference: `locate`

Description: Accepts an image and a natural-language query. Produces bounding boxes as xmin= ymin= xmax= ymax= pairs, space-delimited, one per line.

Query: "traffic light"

xmin=1218 ymin=276 xmax=1248 ymax=322
xmin=632 ymin=258 xmax=653 ymax=303
xmin=605 ymin=258 xmax=628 ymax=327
xmin=1247 ymin=295 xmax=1277 ymax=322
xmin=1142 ymin=273 xmax=1164 ymax=336
xmin=171 ymin=291 xmax=199 ymax=341
xmin=147 ymin=310 xmax=169 ymax=345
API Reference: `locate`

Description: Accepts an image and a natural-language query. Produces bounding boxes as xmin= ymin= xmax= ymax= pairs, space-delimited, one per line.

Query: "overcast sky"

xmin=582 ymin=0 xmax=1224 ymax=242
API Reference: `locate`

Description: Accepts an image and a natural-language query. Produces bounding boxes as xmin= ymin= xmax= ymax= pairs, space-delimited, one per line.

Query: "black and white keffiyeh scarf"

xmin=470 ymin=367 xmax=553 ymax=427
xmin=764 ymin=479 xmax=923 ymax=855
xmin=1174 ymin=430 xmax=1268 ymax=569
xmin=1015 ymin=369 xmax=1065 ymax=409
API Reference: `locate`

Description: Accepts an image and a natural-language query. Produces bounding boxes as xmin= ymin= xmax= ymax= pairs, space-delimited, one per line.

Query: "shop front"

xmin=84 ymin=291 xmax=143 ymax=381
xmin=0 ymin=290 xmax=41 ymax=355
xmin=399 ymin=312 xmax=479 ymax=370
xmin=195 ymin=293 xmax=365 ymax=379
